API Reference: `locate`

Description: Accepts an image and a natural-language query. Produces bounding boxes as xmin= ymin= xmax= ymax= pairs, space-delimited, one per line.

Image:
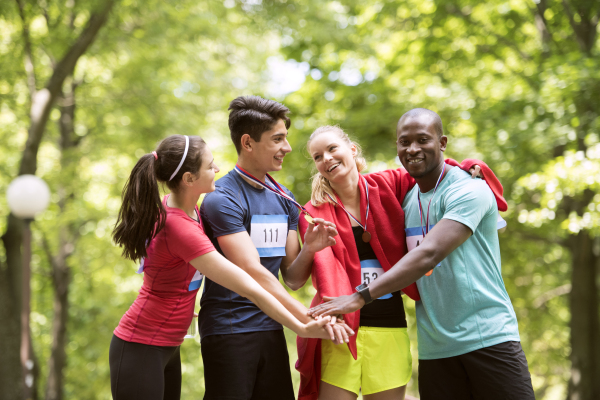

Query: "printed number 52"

xmin=363 ymin=272 xmax=378 ymax=284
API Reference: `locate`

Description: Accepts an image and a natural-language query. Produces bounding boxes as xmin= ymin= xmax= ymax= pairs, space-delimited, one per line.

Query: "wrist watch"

xmin=355 ymin=283 xmax=373 ymax=305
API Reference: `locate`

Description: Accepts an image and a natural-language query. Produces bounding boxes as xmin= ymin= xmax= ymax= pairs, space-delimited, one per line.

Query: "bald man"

xmin=309 ymin=109 xmax=535 ymax=400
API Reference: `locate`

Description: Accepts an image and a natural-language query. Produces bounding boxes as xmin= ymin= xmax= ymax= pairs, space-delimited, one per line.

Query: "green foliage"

xmin=1 ymin=0 xmax=598 ymax=398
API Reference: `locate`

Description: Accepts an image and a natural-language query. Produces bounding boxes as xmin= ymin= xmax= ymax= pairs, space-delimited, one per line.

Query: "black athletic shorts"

xmin=418 ymin=341 xmax=535 ymax=400
xmin=109 ymin=334 xmax=181 ymax=400
xmin=201 ymin=329 xmax=294 ymax=400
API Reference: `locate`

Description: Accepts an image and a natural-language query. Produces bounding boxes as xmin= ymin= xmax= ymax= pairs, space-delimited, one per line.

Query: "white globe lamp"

xmin=7 ymin=175 xmax=50 ymax=219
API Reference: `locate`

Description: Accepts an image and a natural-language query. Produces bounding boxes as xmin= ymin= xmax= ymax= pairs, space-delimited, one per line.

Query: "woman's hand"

xmin=322 ymin=315 xmax=354 ymax=344
xmin=298 ymin=315 xmax=356 ymax=341
xmin=303 ymin=218 xmax=338 ymax=254
xmin=296 ymin=316 xmax=334 ymax=339
xmin=469 ymin=165 xmax=482 ymax=179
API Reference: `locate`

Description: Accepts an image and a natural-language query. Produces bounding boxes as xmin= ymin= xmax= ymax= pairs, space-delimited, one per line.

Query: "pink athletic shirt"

xmin=114 ymin=195 xmax=215 ymax=346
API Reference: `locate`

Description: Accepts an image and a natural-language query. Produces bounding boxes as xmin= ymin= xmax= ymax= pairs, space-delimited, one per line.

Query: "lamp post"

xmin=7 ymin=175 xmax=50 ymax=399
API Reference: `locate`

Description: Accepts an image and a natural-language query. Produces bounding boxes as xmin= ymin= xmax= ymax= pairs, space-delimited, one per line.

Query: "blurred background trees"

xmin=0 ymin=0 xmax=597 ymax=399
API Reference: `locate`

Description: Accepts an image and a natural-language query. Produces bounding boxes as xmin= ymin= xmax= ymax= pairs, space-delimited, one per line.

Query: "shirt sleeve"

xmin=165 ymin=215 xmax=216 ymax=263
xmin=442 ymin=179 xmax=495 ymax=234
xmin=200 ymin=189 xmax=247 ymax=238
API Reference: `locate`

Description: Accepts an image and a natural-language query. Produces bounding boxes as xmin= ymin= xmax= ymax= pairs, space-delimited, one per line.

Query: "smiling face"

xmin=244 ymin=118 xmax=292 ymax=174
xmin=309 ymin=130 xmax=358 ymax=185
xmin=183 ymin=147 xmax=220 ymax=195
xmin=396 ymin=115 xmax=447 ymax=179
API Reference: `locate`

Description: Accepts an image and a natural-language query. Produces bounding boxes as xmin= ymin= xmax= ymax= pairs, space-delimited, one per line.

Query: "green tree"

xmin=0 ymin=1 xmax=115 ymax=398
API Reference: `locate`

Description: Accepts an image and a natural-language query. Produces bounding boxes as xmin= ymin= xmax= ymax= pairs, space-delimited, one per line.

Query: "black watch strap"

xmin=355 ymin=283 xmax=373 ymax=305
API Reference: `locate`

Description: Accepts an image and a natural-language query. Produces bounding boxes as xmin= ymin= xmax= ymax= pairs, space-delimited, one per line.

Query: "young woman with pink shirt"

xmin=109 ymin=134 xmax=334 ymax=400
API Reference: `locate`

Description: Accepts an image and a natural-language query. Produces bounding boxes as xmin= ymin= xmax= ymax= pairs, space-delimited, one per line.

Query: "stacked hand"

xmin=308 ymin=294 xmax=364 ymax=320
xmin=300 ymin=314 xmax=354 ymax=343
xmin=318 ymin=314 xmax=354 ymax=344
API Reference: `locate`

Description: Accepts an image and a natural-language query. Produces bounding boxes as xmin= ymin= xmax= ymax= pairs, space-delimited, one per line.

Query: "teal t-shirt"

xmin=403 ymin=166 xmax=520 ymax=360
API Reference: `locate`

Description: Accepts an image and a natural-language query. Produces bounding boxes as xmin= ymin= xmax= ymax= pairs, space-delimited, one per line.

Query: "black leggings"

xmin=109 ymin=334 xmax=181 ymax=400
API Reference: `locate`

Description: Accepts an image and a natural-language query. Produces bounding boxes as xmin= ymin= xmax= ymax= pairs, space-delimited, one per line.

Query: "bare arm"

xmin=189 ymin=251 xmax=331 ymax=339
xmin=280 ymin=218 xmax=338 ymax=291
xmin=309 ymin=218 xmax=473 ymax=317
xmin=217 ymin=231 xmax=314 ymax=323
xmin=218 ymin=227 xmax=352 ymax=343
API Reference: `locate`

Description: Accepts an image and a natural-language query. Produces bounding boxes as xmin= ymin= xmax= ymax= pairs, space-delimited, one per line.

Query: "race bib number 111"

xmin=251 ymin=215 xmax=288 ymax=257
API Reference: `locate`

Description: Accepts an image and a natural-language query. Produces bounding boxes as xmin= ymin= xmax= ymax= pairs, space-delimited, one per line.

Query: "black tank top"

xmin=353 ymin=226 xmax=407 ymax=328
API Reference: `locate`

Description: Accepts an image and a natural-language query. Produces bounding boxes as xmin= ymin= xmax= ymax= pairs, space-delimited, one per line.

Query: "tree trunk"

xmin=567 ymin=231 xmax=600 ymax=400
xmin=0 ymin=2 xmax=114 ymax=398
xmin=44 ymin=83 xmax=78 ymax=400
xmin=44 ymin=258 xmax=69 ymax=400
xmin=0 ymin=215 xmax=24 ymax=400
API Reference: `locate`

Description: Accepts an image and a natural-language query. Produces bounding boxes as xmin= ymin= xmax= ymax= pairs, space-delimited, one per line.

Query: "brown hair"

xmin=112 ymin=135 xmax=207 ymax=261
xmin=228 ymin=95 xmax=291 ymax=154
xmin=307 ymin=125 xmax=367 ymax=207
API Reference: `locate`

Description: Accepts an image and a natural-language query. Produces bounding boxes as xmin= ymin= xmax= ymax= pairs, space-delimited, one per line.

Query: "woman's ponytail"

xmin=112 ymin=135 xmax=206 ymax=262
xmin=113 ymin=154 xmax=166 ymax=261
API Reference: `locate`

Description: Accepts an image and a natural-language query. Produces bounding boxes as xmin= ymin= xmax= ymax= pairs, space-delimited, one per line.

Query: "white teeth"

xmin=328 ymin=163 xmax=340 ymax=172
xmin=408 ymin=159 xmax=423 ymax=164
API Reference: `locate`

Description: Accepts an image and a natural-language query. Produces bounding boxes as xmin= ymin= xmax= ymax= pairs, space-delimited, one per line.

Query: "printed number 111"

xmin=264 ymin=228 xmax=279 ymax=243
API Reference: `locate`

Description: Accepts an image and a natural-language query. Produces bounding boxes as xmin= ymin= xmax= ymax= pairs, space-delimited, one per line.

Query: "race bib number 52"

xmin=361 ymin=259 xmax=392 ymax=300
xmin=250 ymin=215 xmax=288 ymax=257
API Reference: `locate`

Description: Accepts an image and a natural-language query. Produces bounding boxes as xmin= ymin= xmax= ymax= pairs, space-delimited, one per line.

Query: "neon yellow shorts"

xmin=321 ymin=326 xmax=412 ymax=396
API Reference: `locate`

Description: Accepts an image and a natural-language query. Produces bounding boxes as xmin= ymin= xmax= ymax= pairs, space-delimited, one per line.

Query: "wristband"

xmin=355 ymin=283 xmax=373 ymax=305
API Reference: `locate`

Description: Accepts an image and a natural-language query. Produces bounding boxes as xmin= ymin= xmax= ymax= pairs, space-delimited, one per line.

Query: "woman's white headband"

xmin=169 ymin=135 xmax=189 ymax=181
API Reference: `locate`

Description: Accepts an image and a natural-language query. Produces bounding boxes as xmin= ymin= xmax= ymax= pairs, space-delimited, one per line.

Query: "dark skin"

xmin=308 ymin=114 xmax=475 ymax=318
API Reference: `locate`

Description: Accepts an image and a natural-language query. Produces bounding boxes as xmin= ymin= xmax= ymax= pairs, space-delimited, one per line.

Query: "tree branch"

xmin=561 ymin=0 xmax=595 ymax=54
xmin=40 ymin=232 xmax=57 ymax=272
xmin=562 ymin=0 xmax=580 ymax=34
xmin=15 ymin=0 xmax=37 ymax=98
xmin=67 ymin=0 xmax=77 ymax=30
xmin=534 ymin=283 xmax=572 ymax=308
xmin=19 ymin=0 xmax=115 ymax=177
xmin=45 ymin=0 xmax=114 ymax=102
xmin=41 ymin=45 xmax=56 ymax=68
xmin=530 ymin=0 xmax=563 ymax=56
xmin=39 ymin=0 xmax=51 ymax=29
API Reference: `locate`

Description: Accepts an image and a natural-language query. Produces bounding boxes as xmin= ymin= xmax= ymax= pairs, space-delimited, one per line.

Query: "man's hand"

xmin=308 ymin=293 xmax=365 ymax=319
xmin=303 ymin=218 xmax=338 ymax=254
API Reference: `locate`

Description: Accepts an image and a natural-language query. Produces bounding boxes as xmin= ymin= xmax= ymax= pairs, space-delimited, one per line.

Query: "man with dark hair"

xmin=227 ymin=95 xmax=292 ymax=154
xmin=309 ymin=108 xmax=535 ymax=400
xmin=199 ymin=96 xmax=349 ymax=400
xmin=397 ymin=107 xmax=444 ymax=138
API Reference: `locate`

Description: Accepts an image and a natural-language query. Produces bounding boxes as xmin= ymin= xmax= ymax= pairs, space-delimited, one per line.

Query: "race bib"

xmin=188 ymin=270 xmax=203 ymax=291
xmin=405 ymin=226 xmax=430 ymax=252
xmin=497 ymin=214 xmax=507 ymax=229
xmin=405 ymin=226 xmax=441 ymax=275
xmin=250 ymin=215 xmax=288 ymax=257
xmin=360 ymin=259 xmax=392 ymax=300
